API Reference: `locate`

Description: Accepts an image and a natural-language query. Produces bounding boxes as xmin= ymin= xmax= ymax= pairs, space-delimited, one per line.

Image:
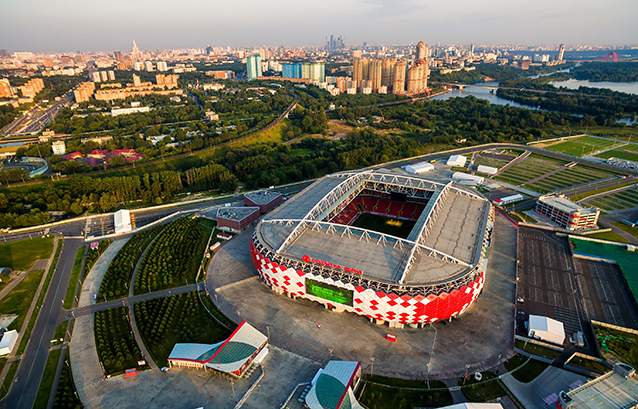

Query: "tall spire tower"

xmin=131 ymin=40 xmax=141 ymax=61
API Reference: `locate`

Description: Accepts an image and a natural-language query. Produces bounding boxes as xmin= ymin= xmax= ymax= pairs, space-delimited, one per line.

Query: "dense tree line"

xmin=282 ymin=107 xmax=328 ymax=139
xmin=0 ymin=162 xmax=238 ymax=228
xmin=0 ymin=96 xmax=607 ymax=229
xmin=497 ymin=77 xmax=638 ymax=122
xmin=572 ymin=62 xmax=638 ymax=82
xmin=0 ymin=106 xmax=19 ymax=129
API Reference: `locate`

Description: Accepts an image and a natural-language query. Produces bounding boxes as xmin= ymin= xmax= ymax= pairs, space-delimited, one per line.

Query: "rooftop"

xmin=217 ymin=206 xmax=260 ymax=222
xmin=245 ymin=190 xmax=283 ymax=205
xmin=539 ymin=195 xmax=597 ymax=214
xmin=563 ymin=365 xmax=638 ymax=409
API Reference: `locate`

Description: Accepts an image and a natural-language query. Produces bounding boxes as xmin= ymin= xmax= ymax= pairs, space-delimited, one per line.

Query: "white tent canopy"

xmin=528 ymin=314 xmax=565 ymax=345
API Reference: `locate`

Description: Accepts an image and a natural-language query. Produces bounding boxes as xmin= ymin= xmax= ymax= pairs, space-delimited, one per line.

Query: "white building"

xmin=51 ymin=140 xmax=66 ymax=155
xmin=528 ymin=314 xmax=565 ymax=345
xmin=133 ymin=61 xmax=144 ymax=71
xmin=107 ymin=70 xmax=115 ymax=81
xmin=144 ymin=61 xmax=154 ymax=72
xmin=114 ymin=209 xmax=133 ymax=234
xmin=404 ymin=162 xmax=434 ymax=175
xmin=493 ymin=194 xmax=524 ymax=206
xmin=0 ymin=330 xmax=18 ymax=356
xmin=476 ymin=165 xmax=498 ymax=176
xmin=111 ymin=106 xmax=150 ymax=117
xmin=452 ymin=172 xmax=484 ymax=186
xmin=157 ymin=61 xmax=168 ymax=72
xmin=447 ymin=155 xmax=467 ymax=167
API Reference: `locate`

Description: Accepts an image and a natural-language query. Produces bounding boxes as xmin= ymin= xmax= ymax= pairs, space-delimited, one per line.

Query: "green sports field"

xmin=544 ymin=135 xmax=625 ymax=157
xmin=494 ymin=154 xmax=616 ymax=194
xmin=352 ymin=213 xmax=416 ymax=239
xmin=585 ymin=185 xmax=638 ymax=211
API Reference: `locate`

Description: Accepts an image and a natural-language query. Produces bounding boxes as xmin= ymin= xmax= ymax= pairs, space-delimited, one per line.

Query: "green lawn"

xmin=596 ymin=147 xmax=638 ymax=163
xmin=352 ymin=213 xmax=417 ymax=239
xmin=33 ymin=348 xmax=62 ymax=409
xmin=52 ymin=357 xmax=82 ymax=409
xmin=359 ymin=376 xmax=453 ymax=409
xmin=586 ymin=186 xmax=638 ymax=211
xmin=586 ymin=230 xmax=630 ymax=243
xmin=63 ymin=246 xmax=85 ymax=309
xmin=0 ymin=269 xmax=44 ymax=330
xmin=458 ymin=371 xmax=507 ymax=402
xmin=0 ymin=236 xmax=53 ymax=271
xmin=504 ymin=354 xmax=548 ymax=383
xmin=544 ymin=135 xmax=623 ymax=157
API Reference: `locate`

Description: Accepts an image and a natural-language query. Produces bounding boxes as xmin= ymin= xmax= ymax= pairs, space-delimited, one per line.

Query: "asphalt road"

xmin=0 ymin=237 xmax=83 ymax=409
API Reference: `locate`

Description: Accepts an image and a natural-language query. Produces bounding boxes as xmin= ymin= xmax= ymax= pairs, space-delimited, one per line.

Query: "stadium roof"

xmin=305 ymin=361 xmax=364 ymax=409
xmin=255 ymin=170 xmax=490 ymax=287
xmin=168 ymin=321 xmax=267 ymax=374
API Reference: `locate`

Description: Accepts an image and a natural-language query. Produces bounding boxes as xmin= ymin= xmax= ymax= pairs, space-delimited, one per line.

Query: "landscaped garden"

xmin=134 ymin=217 xmax=213 ymax=294
xmin=94 ymin=306 xmax=146 ymax=375
xmin=134 ymin=291 xmax=234 ymax=367
xmin=98 ymin=228 xmax=159 ymax=300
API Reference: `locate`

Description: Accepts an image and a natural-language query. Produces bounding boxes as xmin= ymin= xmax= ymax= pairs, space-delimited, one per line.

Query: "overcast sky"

xmin=2 ymin=0 xmax=637 ymax=52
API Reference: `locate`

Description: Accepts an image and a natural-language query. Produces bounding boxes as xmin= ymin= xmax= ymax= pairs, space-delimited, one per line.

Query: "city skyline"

xmin=2 ymin=0 xmax=638 ymax=52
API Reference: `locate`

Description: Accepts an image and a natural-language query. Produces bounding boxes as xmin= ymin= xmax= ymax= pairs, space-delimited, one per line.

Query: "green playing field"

xmin=351 ymin=212 xmax=416 ymax=239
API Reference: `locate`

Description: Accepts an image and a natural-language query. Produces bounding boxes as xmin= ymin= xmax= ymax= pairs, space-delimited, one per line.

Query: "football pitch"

xmin=351 ymin=213 xmax=416 ymax=239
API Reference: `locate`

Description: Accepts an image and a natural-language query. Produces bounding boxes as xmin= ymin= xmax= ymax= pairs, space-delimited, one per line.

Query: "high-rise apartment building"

xmin=392 ymin=60 xmax=406 ymax=95
xmin=144 ymin=61 xmax=154 ymax=72
xmin=18 ymin=78 xmax=45 ymax=98
xmin=282 ymin=63 xmax=303 ymax=79
xmin=73 ymin=82 xmax=96 ymax=103
xmin=0 ymin=78 xmax=13 ymax=98
xmin=557 ymin=43 xmax=565 ymax=64
xmin=381 ymin=58 xmax=396 ymax=88
xmin=416 ymin=40 xmax=428 ymax=61
xmin=370 ymin=59 xmax=382 ymax=92
xmin=246 ymin=54 xmax=262 ymax=80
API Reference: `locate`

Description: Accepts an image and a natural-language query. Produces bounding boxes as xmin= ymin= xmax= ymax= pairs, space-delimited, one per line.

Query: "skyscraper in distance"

xmin=416 ymin=40 xmax=428 ymax=61
xmin=557 ymin=43 xmax=565 ymax=64
xmin=246 ymin=53 xmax=262 ymax=80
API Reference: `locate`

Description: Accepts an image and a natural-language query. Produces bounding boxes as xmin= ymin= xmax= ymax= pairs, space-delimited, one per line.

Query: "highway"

xmin=1 ymin=92 xmax=72 ymax=136
xmin=0 ymin=238 xmax=83 ymax=409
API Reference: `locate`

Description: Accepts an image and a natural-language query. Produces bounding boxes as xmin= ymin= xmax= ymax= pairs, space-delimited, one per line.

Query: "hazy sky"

xmin=2 ymin=0 xmax=637 ymax=52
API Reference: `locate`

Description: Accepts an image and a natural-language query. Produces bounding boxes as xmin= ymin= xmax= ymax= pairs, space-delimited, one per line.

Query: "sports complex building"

xmin=250 ymin=170 xmax=495 ymax=328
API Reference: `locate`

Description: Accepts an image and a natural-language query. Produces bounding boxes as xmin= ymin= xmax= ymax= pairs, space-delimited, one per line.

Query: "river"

xmin=431 ymin=81 xmax=536 ymax=109
xmin=549 ymin=78 xmax=638 ymax=95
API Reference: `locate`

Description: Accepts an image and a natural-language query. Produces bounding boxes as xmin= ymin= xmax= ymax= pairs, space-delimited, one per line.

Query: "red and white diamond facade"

xmin=251 ymin=170 xmax=495 ymax=328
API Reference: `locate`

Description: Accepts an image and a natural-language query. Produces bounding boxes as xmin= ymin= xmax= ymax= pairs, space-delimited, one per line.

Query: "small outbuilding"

xmin=476 ymin=165 xmax=498 ymax=176
xmin=404 ymin=162 xmax=434 ymax=175
xmin=0 ymin=330 xmax=18 ymax=356
xmin=528 ymin=314 xmax=565 ymax=345
xmin=114 ymin=209 xmax=133 ymax=234
xmin=452 ymin=172 xmax=484 ymax=186
xmin=216 ymin=207 xmax=260 ymax=233
xmin=244 ymin=191 xmax=284 ymax=214
xmin=447 ymin=155 xmax=467 ymax=167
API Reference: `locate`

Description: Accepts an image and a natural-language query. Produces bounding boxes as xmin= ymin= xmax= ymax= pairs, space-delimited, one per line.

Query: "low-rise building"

xmin=447 ymin=154 xmax=467 ymax=167
xmin=306 ymin=361 xmax=364 ymax=409
xmin=168 ymin=320 xmax=268 ymax=378
xmin=558 ymin=363 xmax=638 ymax=409
xmin=404 ymin=161 xmax=434 ymax=175
xmin=536 ymin=195 xmax=599 ymax=231
xmin=0 ymin=330 xmax=18 ymax=356
xmin=243 ymin=191 xmax=284 ymax=214
xmin=51 ymin=140 xmax=66 ymax=155
xmin=528 ymin=314 xmax=565 ymax=345
xmin=216 ymin=207 xmax=260 ymax=233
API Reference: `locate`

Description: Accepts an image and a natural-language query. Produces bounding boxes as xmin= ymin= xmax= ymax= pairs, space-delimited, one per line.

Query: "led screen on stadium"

xmin=306 ymin=278 xmax=353 ymax=306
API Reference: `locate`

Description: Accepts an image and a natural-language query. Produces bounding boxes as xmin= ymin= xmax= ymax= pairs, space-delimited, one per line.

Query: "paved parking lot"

xmin=207 ymin=214 xmax=518 ymax=379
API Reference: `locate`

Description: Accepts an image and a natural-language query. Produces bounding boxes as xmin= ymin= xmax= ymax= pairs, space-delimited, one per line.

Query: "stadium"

xmin=250 ymin=170 xmax=495 ymax=328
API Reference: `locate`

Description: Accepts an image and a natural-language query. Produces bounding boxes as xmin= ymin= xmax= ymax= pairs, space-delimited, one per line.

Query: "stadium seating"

xmin=330 ymin=194 xmax=426 ymax=226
